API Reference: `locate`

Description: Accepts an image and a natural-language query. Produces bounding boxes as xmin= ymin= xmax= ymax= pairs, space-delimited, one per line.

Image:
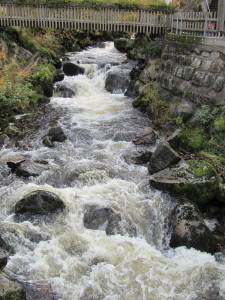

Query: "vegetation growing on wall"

xmin=11 ymin=0 xmax=174 ymax=11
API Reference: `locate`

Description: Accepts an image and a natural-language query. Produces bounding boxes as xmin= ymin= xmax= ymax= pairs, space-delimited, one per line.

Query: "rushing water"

xmin=0 ymin=42 xmax=225 ymax=300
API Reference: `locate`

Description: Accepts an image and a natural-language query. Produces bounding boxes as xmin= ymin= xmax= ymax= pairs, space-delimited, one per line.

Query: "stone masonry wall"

xmin=159 ymin=41 xmax=225 ymax=106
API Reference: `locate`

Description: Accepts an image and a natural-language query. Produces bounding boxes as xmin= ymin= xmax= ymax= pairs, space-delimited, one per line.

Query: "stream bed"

xmin=0 ymin=42 xmax=225 ymax=300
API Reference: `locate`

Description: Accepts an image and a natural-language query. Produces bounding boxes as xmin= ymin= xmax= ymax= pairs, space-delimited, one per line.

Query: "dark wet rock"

xmin=54 ymin=59 xmax=62 ymax=70
xmin=15 ymin=160 xmax=47 ymax=178
xmin=42 ymin=136 xmax=54 ymax=148
xmin=0 ymin=251 xmax=7 ymax=269
xmin=167 ymin=129 xmax=182 ymax=149
xmin=15 ymin=190 xmax=65 ymax=214
xmin=54 ymin=72 xmax=64 ymax=82
xmin=0 ymin=134 xmax=10 ymax=146
xmin=7 ymin=155 xmax=27 ymax=172
xmin=170 ymin=202 xmax=218 ymax=253
xmin=0 ymin=221 xmax=50 ymax=254
xmin=48 ymin=126 xmax=67 ymax=143
xmin=148 ymin=140 xmax=181 ymax=175
xmin=105 ymin=70 xmax=130 ymax=94
xmin=150 ymin=160 xmax=219 ymax=207
xmin=63 ymin=62 xmax=85 ymax=76
xmin=124 ymin=80 xmax=140 ymax=98
xmin=133 ymin=127 xmax=157 ymax=146
xmin=55 ymin=84 xmax=75 ymax=98
xmin=0 ymin=273 xmax=26 ymax=299
xmin=124 ymin=149 xmax=152 ymax=165
xmin=83 ymin=205 xmax=136 ymax=237
xmin=217 ymin=183 xmax=225 ymax=204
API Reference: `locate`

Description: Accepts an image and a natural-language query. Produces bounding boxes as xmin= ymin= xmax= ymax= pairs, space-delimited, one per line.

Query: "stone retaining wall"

xmin=159 ymin=37 xmax=225 ymax=105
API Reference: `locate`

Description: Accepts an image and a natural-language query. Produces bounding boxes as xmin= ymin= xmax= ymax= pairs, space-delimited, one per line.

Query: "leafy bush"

xmin=0 ymin=64 xmax=35 ymax=117
xmin=145 ymin=41 xmax=162 ymax=59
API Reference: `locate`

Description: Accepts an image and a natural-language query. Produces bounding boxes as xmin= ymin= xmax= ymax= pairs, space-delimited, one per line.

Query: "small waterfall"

xmin=0 ymin=42 xmax=225 ymax=300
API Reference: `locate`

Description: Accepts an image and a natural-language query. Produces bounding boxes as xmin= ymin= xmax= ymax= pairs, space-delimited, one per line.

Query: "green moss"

xmin=30 ymin=64 xmax=57 ymax=96
xmin=176 ymin=128 xmax=207 ymax=152
xmin=187 ymin=160 xmax=217 ymax=178
xmin=162 ymin=160 xmax=219 ymax=206
xmin=213 ymin=118 xmax=225 ymax=132
xmin=167 ymin=33 xmax=201 ymax=49
xmin=0 ymin=289 xmax=26 ymax=300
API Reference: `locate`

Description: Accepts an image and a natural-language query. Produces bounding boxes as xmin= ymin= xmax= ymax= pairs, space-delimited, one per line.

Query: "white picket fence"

xmin=171 ymin=11 xmax=225 ymax=38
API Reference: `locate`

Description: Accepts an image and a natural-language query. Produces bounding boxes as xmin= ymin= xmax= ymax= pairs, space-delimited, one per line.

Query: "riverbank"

xmin=114 ymin=34 xmax=225 ymax=252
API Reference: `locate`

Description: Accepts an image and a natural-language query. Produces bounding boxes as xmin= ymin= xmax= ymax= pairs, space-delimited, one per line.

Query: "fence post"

xmin=204 ymin=16 xmax=207 ymax=36
xmin=217 ymin=0 xmax=225 ymax=33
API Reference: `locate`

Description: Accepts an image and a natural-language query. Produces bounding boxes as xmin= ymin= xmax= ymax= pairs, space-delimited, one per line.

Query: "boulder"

xmin=124 ymin=149 xmax=152 ymax=165
xmin=170 ymin=202 xmax=218 ymax=253
xmin=133 ymin=127 xmax=157 ymax=146
xmin=63 ymin=62 xmax=85 ymax=76
xmin=0 ymin=251 xmax=7 ymax=270
xmin=54 ymin=84 xmax=75 ymax=98
xmin=150 ymin=160 xmax=219 ymax=206
xmin=7 ymin=155 xmax=26 ymax=172
xmin=139 ymin=61 xmax=158 ymax=83
xmin=0 ymin=222 xmax=50 ymax=254
xmin=83 ymin=205 xmax=136 ymax=237
xmin=48 ymin=126 xmax=67 ymax=143
xmin=54 ymin=71 xmax=64 ymax=82
xmin=114 ymin=38 xmax=134 ymax=52
xmin=15 ymin=190 xmax=65 ymax=214
xmin=0 ymin=273 xmax=26 ymax=300
xmin=105 ymin=70 xmax=130 ymax=94
xmin=148 ymin=140 xmax=181 ymax=175
xmin=15 ymin=160 xmax=47 ymax=178
xmin=3 ymin=124 xmax=20 ymax=138
xmin=0 ymin=134 xmax=10 ymax=146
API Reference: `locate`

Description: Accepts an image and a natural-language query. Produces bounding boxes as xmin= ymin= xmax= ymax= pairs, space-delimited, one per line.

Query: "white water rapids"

xmin=0 ymin=42 xmax=225 ymax=300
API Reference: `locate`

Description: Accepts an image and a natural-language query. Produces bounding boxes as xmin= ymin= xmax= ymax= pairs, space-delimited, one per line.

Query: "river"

xmin=0 ymin=42 xmax=225 ymax=300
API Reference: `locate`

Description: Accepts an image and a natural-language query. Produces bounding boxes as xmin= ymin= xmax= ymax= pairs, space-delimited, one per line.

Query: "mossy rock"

xmin=213 ymin=116 xmax=225 ymax=133
xmin=174 ymin=128 xmax=208 ymax=152
xmin=30 ymin=64 xmax=57 ymax=97
xmin=150 ymin=160 xmax=219 ymax=207
xmin=114 ymin=39 xmax=134 ymax=53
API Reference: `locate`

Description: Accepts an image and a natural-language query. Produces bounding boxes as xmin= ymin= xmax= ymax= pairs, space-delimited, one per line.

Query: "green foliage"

xmin=0 ymin=65 xmax=35 ymax=118
xmin=145 ymin=41 xmax=162 ymax=59
xmin=18 ymin=28 xmax=63 ymax=60
xmin=12 ymin=0 xmax=173 ymax=11
xmin=195 ymin=105 xmax=213 ymax=126
xmin=133 ymin=83 xmax=170 ymax=127
xmin=31 ymin=64 xmax=57 ymax=84
xmin=176 ymin=128 xmax=207 ymax=152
